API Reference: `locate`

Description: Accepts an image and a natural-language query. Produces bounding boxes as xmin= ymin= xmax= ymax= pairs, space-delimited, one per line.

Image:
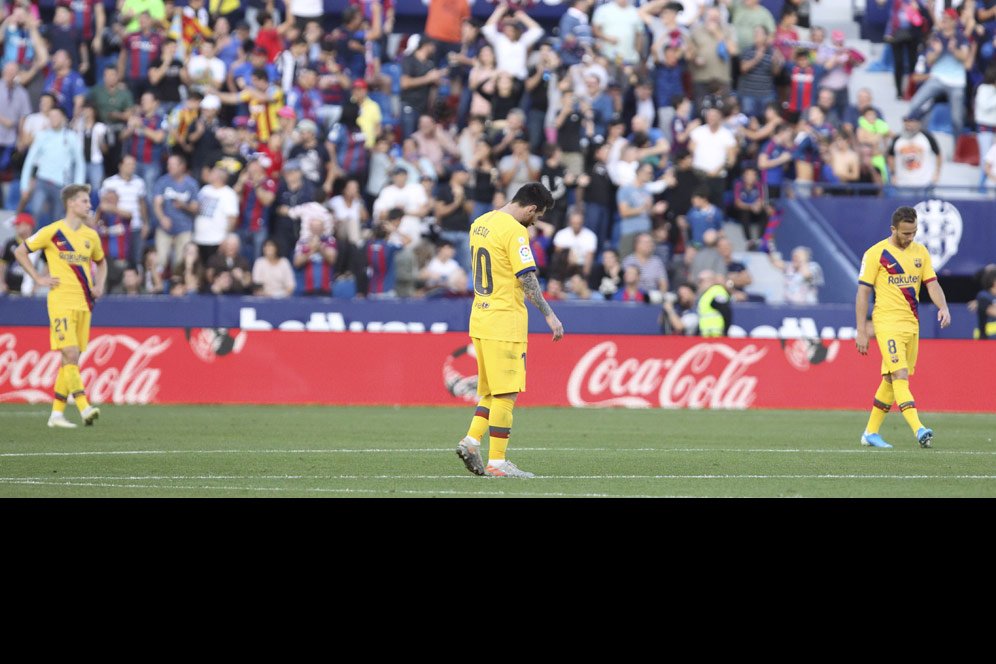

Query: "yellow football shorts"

xmin=48 ymin=305 xmax=91 ymax=352
xmin=472 ymin=337 xmax=527 ymax=397
xmin=876 ymin=327 xmax=919 ymax=377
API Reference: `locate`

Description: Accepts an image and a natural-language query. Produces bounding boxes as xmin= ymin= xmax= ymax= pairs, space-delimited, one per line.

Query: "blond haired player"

xmin=14 ymin=184 xmax=107 ymax=428
xmin=855 ymin=206 xmax=950 ymax=449
xmin=456 ymin=183 xmax=564 ymax=478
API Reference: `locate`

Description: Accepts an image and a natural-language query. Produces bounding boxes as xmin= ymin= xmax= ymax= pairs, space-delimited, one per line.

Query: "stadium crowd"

xmin=0 ymin=0 xmax=994 ymax=336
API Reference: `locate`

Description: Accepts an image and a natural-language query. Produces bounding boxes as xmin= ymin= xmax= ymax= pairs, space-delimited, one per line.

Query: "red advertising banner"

xmin=0 ymin=328 xmax=992 ymax=412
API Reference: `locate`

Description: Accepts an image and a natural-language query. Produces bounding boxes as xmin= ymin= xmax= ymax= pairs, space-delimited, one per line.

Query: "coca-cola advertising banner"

xmin=0 ymin=328 xmax=991 ymax=412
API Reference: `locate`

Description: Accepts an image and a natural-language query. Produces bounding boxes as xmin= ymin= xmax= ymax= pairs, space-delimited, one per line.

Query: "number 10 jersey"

xmin=468 ymin=210 xmax=537 ymax=343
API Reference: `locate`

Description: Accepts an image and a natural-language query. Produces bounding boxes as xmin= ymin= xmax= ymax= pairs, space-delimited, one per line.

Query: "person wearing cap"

xmin=288 ymin=118 xmax=332 ymax=190
xmin=19 ymin=106 xmax=86 ymax=228
xmin=0 ymin=213 xmax=37 ymax=294
xmin=349 ymin=79 xmax=382 ymax=149
xmin=481 ymin=2 xmax=545 ymax=80
xmin=187 ymin=93 xmax=222 ymax=179
xmin=887 ymin=114 xmax=942 ymax=188
xmin=272 ymin=158 xmax=317 ymax=260
xmin=906 ymin=8 xmax=972 ymax=138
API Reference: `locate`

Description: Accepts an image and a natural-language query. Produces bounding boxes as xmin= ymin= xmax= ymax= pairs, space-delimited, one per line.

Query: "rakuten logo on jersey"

xmin=566 ymin=341 xmax=767 ymax=409
xmin=0 ymin=333 xmax=169 ymax=405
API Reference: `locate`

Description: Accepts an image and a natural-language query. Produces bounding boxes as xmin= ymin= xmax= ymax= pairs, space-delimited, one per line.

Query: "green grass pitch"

xmin=1 ymin=404 xmax=995 ymax=497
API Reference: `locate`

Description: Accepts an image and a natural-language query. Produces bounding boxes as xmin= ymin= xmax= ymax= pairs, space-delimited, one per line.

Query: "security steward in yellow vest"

xmin=696 ymin=271 xmax=732 ymax=337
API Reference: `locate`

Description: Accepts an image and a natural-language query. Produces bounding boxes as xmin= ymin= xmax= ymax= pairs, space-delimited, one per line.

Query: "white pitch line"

xmin=2 ymin=447 xmax=996 ymax=458
xmin=0 ymin=479 xmax=675 ymax=498
xmin=2 ymin=473 xmax=996 ymax=481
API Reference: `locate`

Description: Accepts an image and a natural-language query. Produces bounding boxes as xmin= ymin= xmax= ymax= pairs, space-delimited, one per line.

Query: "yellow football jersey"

xmin=25 ymin=220 xmax=105 ymax=311
xmin=858 ymin=238 xmax=937 ymax=330
xmin=468 ymin=210 xmax=537 ymax=343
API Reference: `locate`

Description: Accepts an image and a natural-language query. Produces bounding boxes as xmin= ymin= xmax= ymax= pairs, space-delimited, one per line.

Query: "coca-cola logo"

xmin=566 ymin=341 xmax=767 ymax=409
xmin=0 ymin=333 xmax=170 ymax=405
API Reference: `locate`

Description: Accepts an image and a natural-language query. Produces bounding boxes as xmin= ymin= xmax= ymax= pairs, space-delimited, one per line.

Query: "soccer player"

xmin=855 ymin=206 xmax=950 ymax=449
xmin=13 ymin=184 xmax=107 ymax=429
xmin=455 ymin=183 xmax=564 ymax=478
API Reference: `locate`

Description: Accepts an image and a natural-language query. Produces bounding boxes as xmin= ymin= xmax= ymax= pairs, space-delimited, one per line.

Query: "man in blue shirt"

xmin=152 ymin=154 xmax=200 ymax=274
xmin=558 ymin=0 xmax=595 ymax=67
xmin=907 ymin=9 xmax=972 ymax=136
xmin=19 ymin=106 xmax=86 ymax=228
xmin=685 ymin=188 xmax=723 ymax=247
xmin=44 ymin=49 xmax=88 ymax=119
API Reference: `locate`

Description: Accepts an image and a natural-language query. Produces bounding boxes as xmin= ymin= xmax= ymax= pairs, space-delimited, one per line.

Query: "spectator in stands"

xmin=294 ymin=215 xmax=338 ymax=295
xmin=287 ymin=66 xmax=323 ymax=125
xmin=365 ymin=216 xmax=402 ymax=296
xmin=175 ymin=241 xmax=205 ymax=294
xmin=885 ymin=0 xmax=930 ymax=100
xmin=203 ymin=233 xmax=251 ymax=296
xmin=688 ymin=5 xmax=738 ymax=102
xmin=0 ymin=3 xmax=49 ymax=103
xmin=825 ymin=129 xmax=861 ymax=193
xmin=771 ymin=245 xmax=824 ymax=305
xmin=0 ymin=62 xmax=30 ymax=194
xmin=973 ymin=267 xmax=996 ymax=340
xmin=731 ymin=164 xmax=766 ymax=245
xmin=614 ymin=264 xmax=648 ymax=303
xmin=660 ymin=283 xmax=698 ymax=335
xmin=413 ymin=114 xmax=461 ymax=177
xmin=587 ymin=247 xmax=623 ymax=299
xmin=72 ymin=101 xmax=110 ymax=195
xmin=819 ymin=30 xmax=864 ymax=120
xmin=19 ymin=105 xmax=85 ymax=228
xmin=984 ymin=137 xmax=996 ymax=188
xmin=350 ymin=79 xmax=382 ymax=149
xmin=907 ymin=8 xmax=971 ymax=138
xmin=792 ymin=105 xmax=828 ymax=197
xmin=420 ymin=241 xmax=465 ymax=294
xmin=481 ymin=3 xmax=544 ymax=80
xmin=686 ymin=188 xmax=723 ymax=248
xmin=400 ymin=35 xmax=443 ymax=139
xmin=140 ymin=245 xmax=164 ymax=294
xmin=975 ymin=65 xmax=996 ymax=190
xmin=373 ymin=166 xmax=430 ymax=248
xmin=120 ymin=265 xmax=143 ymax=295
xmin=552 ymin=208 xmax=598 ymax=282
xmin=622 ymin=232 xmax=669 ymax=296
xmin=888 ymin=114 xmax=941 ymax=188
xmin=689 ymin=105 xmax=737 ymax=206
xmin=688 ymin=228 xmax=726 ymax=283
xmin=616 ymin=162 xmax=657 ymax=258
xmin=786 ymin=48 xmax=823 ymax=115
xmin=425 ymin=0 xmax=471 ymax=66
xmin=287 ymin=119 xmax=330 ymax=191
xmin=153 ymin=154 xmax=200 ymax=274
xmin=499 ymin=135 xmax=541 ymax=200
xmin=716 ymin=236 xmax=753 ymax=302
xmin=118 ymin=11 xmax=163 ymax=98
xmin=187 ymin=37 xmax=226 ymax=96
xmin=559 ymin=0 xmax=594 ymax=68
xmin=272 ymin=159 xmax=316 ymax=259
xmin=592 ymin=0 xmax=644 ymax=67
xmin=468 ymin=44 xmax=498 ymax=120
xmin=101 ymin=153 xmax=148 ymax=265
xmin=0 ymin=212 xmax=35 ymax=295
xmin=737 ymin=25 xmax=782 ymax=120
xmin=434 ymin=165 xmax=472 ymax=273
xmin=234 ymin=155 xmax=278 ymax=261
xmin=252 ymin=238 xmax=295 ymax=298
xmin=44 ymin=49 xmax=87 ymax=120
xmin=122 ymin=91 xmax=167 ymax=196
xmin=194 ymin=163 xmax=240 ymax=264
xmin=93 ymin=188 xmax=130 ymax=286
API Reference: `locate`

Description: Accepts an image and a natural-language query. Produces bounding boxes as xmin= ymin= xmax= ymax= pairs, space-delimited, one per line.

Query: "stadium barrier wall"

xmin=0 ymin=328 xmax=992 ymax=412
xmin=0 ymin=297 xmax=977 ymax=338
xmin=804 ymin=197 xmax=996 ymax=279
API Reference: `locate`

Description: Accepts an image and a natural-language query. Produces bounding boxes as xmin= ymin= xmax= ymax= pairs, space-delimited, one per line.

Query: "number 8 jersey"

xmin=469 ymin=210 xmax=537 ymax=343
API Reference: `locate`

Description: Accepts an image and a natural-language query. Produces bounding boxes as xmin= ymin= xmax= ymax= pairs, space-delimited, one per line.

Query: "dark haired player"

xmin=456 ymin=183 xmax=563 ymax=478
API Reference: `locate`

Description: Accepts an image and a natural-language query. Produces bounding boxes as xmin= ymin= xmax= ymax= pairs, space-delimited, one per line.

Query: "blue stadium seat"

xmin=332 ymin=276 xmax=357 ymax=299
xmin=927 ymin=102 xmax=954 ymax=135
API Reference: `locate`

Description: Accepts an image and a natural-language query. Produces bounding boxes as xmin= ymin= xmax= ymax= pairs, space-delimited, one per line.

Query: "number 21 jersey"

xmin=468 ymin=210 xmax=537 ymax=343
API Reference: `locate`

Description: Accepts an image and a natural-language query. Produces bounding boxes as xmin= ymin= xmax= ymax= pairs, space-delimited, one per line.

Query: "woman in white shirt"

xmin=72 ymin=101 xmax=109 ymax=194
xmin=975 ymin=65 xmax=996 ymax=190
xmin=327 ymin=178 xmax=368 ymax=248
xmin=252 ymin=238 xmax=296 ymax=298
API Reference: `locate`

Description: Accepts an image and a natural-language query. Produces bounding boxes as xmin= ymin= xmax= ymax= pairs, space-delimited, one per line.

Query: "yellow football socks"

xmin=893 ymin=379 xmax=924 ymax=433
xmin=52 ymin=365 xmax=68 ymax=414
xmin=466 ymin=395 xmax=492 ymax=442
xmin=63 ymin=364 xmax=91 ymax=412
xmin=865 ymin=378 xmax=895 ymax=434
xmin=487 ymin=396 xmax=514 ymax=464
